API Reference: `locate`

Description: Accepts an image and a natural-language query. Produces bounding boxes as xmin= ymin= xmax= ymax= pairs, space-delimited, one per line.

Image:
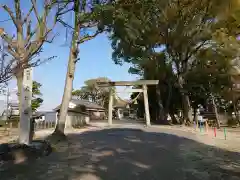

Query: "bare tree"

xmin=0 ymin=41 xmax=51 ymax=89
xmin=0 ymin=41 xmax=12 ymax=87
xmin=0 ymin=0 xmax=57 ymax=144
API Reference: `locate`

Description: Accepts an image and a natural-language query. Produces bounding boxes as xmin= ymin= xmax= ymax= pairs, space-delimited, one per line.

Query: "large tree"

xmin=72 ymin=77 xmax=116 ymax=109
xmin=185 ymin=45 xmax=237 ymax=128
xmin=0 ymin=0 xmax=56 ymax=144
xmin=104 ymin=0 xmax=239 ymax=124
xmin=53 ymin=0 xmax=114 ymax=135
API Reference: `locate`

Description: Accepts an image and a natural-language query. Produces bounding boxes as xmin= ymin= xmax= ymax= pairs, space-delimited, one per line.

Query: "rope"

xmin=114 ymin=92 xmax=142 ymax=104
xmin=129 ymin=92 xmax=142 ymax=104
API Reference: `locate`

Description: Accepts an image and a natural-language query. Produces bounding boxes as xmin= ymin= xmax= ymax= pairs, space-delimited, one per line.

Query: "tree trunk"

xmin=178 ymin=75 xmax=193 ymax=124
xmin=233 ymin=101 xmax=240 ymax=124
xmin=164 ymin=81 xmax=173 ymax=123
xmin=169 ymin=111 xmax=179 ymax=124
xmin=16 ymin=73 xmax=23 ymax=116
xmin=54 ymin=4 xmax=80 ymax=135
xmin=211 ymin=94 xmax=220 ymax=129
xmin=165 ymin=81 xmax=172 ymax=114
xmin=193 ymin=107 xmax=197 ymax=123
xmin=182 ymin=94 xmax=193 ymax=124
xmin=54 ymin=45 xmax=79 ymax=134
xmin=156 ymin=85 xmax=165 ymax=123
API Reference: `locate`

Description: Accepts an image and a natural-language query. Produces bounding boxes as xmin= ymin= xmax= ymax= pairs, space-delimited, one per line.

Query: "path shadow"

xmin=1 ymin=128 xmax=240 ymax=180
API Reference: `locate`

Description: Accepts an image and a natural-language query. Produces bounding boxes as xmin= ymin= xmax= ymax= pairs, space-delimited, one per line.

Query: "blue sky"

xmin=0 ymin=1 xmax=138 ymax=110
xmin=35 ymin=33 xmax=138 ymax=110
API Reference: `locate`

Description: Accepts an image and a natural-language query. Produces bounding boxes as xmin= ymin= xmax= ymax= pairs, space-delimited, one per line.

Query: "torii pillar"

xmin=143 ymin=85 xmax=151 ymax=126
xmin=108 ymin=88 xmax=114 ymax=126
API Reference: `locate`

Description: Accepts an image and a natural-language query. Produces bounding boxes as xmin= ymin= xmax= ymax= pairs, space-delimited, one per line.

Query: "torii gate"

xmin=96 ymin=80 xmax=159 ymax=126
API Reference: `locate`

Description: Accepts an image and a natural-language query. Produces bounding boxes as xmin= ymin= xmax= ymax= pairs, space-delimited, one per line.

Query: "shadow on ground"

xmin=1 ymin=128 xmax=240 ymax=180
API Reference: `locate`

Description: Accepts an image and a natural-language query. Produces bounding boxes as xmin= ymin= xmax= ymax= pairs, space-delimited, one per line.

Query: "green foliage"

xmin=103 ymin=0 xmax=240 ymax=123
xmin=55 ymin=0 xmax=116 ymax=44
xmin=72 ymin=77 xmax=115 ymax=109
xmin=32 ymin=81 xmax=43 ymax=112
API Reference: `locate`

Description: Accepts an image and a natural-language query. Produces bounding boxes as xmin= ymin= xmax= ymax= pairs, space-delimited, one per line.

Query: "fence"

xmin=0 ymin=122 xmax=14 ymax=137
xmin=0 ymin=117 xmax=89 ymax=138
xmin=0 ymin=120 xmax=56 ymax=137
xmin=34 ymin=121 xmax=56 ymax=131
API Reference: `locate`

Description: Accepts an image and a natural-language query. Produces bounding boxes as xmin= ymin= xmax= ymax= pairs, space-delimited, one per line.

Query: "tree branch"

xmin=184 ymin=40 xmax=209 ymax=63
xmin=0 ymin=28 xmax=18 ymax=52
xmin=57 ymin=18 xmax=74 ymax=29
xmin=23 ymin=5 xmax=34 ymax=24
xmin=80 ymin=22 xmax=98 ymax=28
xmin=57 ymin=7 xmax=74 ymax=17
xmin=31 ymin=0 xmax=41 ymax=24
xmin=2 ymin=5 xmax=20 ymax=30
xmin=14 ymin=0 xmax=22 ymax=21
xmin=23 ymin=0 xmax=57 ymax=59
xmin=78 ymin=30 xmax=103 ymax=44
xmin=7 ymin=45 xmax=19 ymax=59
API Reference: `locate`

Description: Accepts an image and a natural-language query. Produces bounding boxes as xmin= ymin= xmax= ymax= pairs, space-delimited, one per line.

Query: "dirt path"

xmin=1 ymin=125 xmax=240 ymax=180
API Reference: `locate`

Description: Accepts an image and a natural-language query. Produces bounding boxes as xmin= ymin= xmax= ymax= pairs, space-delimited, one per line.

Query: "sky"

xmin=0 ymin=1 xmax=139 ymax=110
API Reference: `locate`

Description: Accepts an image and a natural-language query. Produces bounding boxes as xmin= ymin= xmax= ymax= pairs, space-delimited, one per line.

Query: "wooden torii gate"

xmin=96 ymin=80 xmax=159 ymax=126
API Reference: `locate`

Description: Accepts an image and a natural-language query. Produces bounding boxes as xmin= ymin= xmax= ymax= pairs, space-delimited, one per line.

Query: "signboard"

xmin=19 ymin=68 xmax=33 ymax=144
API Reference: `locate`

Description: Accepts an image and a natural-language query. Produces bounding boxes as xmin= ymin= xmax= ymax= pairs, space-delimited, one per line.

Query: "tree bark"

xmin=169 ymin=111 xmax=179 ymax=124
xmin=164 ymin=81 xmax=174 ymax=123
xmin=211 ymin=93 xmax=220 ymax=129
xmin=178 ymin=75 xmax=193 ymax=124
xmin=54 ymin=44 xmax=79 ymax=134
xmin=16 ymin=72 xmax=23 ymax=116
xmin=193 ymin=107 xmax=197 ymax=123
xmin=156 ymin=85 xmax=165 ymax=122
xmin=165 ymin=81 xmax=172 ymax=113
xmin=182 ymin=95 xmax=193 ymax=124
xmin=54 ymin=2 xmax=80 ymax=135
xmin=233 ymin=101 xmax=240 ymax=124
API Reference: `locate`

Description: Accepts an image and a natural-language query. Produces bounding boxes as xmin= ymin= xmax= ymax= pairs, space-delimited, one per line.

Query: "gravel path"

xmin=1 ymin=125 xmax=240 ymax=180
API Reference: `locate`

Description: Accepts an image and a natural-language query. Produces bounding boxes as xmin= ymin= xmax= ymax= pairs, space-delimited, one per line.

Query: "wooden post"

xmin=143 ymin=85 xmax=151 ymax=126
xmin=108 ymin=89 xmax=113 ymax=126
